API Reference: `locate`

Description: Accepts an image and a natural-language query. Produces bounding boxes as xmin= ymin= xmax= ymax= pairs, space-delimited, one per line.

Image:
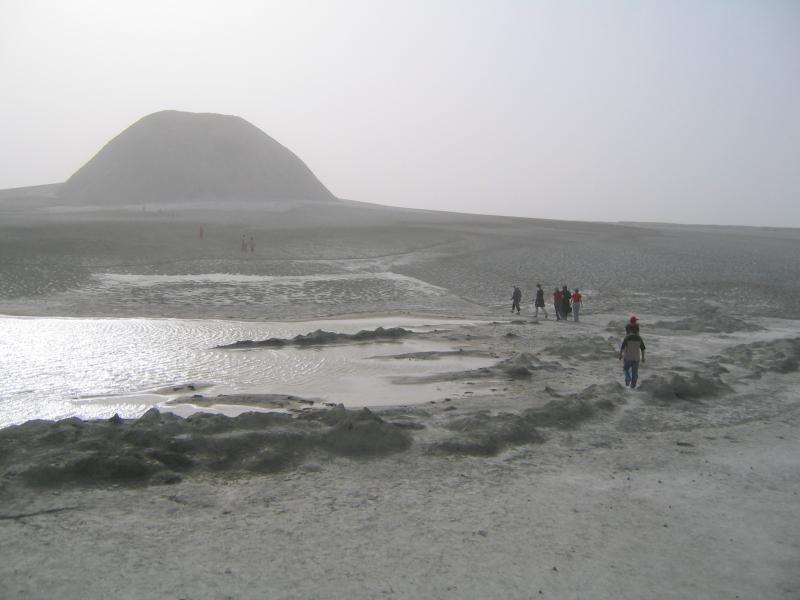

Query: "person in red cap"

xmin=619 ymin=327 xmax=646 ymax=388
xmin=625 ymin=316 xmax=640 ymax=335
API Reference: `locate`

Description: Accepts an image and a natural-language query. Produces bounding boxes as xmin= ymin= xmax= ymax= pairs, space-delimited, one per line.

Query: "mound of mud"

xmin=498 ymin=353 xmax=538 ymax=379
xmin=432 ymin=411 xmax=544 ymax=456
xmin=0 ymin=406 xmax=411 ymax=489
xmin=715 ymin=337 xmax=800 ymax=378
xmin=217 ymin=327 xmax=414 ymax=349
xmin=165 ymin=393 xmax=315 ymax=409
xmin=640 ymin=372 xmax=730 ymax=403
xmin=521 ymin=382 xmax=625 ymax=429
xmin=315 ymin=406 xmax=412 ymax=456
xmin=541 ymin=336 xmax=618 ymax=361
xmin=432 ymin=381 xmax=628 ymax=456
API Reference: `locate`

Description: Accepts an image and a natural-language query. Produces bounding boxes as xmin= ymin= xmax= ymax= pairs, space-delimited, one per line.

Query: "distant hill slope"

xmin=59 ymin=110 xmax=336 ymax=204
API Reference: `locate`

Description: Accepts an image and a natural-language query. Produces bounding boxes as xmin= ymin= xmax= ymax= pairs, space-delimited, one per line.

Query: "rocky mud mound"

xmin=0 ymin=376 xmax=639 ymax=487
xmin=0 ymin=406 xmax=411 ymax=489
xmin=715 ymin=337 xmax=800 ymax=378
xmin=640 ymin=372 xmax=731 ymax=403
xmin=431 ymin=381 xmax=626 ymax=457
xmin=216 ymin=326 xmax=415 ymax=349
xmin=432 ymin=411 xmax=545 ymax=456
xmin=165 ymin=393 xmax=315 ymax=409
xmin=527 ymin=382 xmax=625 ymax=428
xmin=541 ymin=335 xmax=618 ymax=361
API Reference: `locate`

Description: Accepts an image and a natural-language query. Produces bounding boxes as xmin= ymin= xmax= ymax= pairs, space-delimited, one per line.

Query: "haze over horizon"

xmin=1 ymin=0 xmax=798 ymax=227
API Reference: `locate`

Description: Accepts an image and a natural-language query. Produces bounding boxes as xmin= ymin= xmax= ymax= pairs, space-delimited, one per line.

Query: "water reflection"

xmin=0 ymin=316 xmax=488 ymax=427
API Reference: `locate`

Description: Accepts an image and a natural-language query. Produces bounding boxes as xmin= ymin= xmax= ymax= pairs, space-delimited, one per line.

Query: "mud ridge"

xmin=0 ymin=406 xmax=411 ymax=489
xmin=215 ymin=326 xmax=415 ymax=349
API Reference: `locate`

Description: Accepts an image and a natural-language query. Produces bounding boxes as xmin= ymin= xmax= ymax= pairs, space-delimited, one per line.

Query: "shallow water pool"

xmin=0 ymin=315 xmax=490 ymax=427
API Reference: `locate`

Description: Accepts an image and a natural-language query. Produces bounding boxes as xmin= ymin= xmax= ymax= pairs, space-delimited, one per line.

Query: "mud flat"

xmin=1 ymin=200 xmax=799 ymax=597
xmin=1 ymin=310 xmax=799 ymax=599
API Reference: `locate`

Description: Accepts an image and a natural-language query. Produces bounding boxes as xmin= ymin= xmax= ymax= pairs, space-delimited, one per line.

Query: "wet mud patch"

xmin=393 ymin=352 xmax=559 ymax=384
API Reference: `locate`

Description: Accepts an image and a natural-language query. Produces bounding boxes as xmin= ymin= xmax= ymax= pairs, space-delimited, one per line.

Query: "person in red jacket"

xmin=553 ymin=288 xmax=563 ymax=320
xmin=571 ymin=289 xmax=582 ymax=322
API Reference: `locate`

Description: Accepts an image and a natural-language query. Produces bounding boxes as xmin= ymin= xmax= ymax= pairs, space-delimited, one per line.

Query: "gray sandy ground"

xmin=1 ymin=198 xmax=799 ymax=599
xmin=2 ymin=313 xmax=799 ymax=599
xmin=1 ymin=197 xmax=799 ymax=321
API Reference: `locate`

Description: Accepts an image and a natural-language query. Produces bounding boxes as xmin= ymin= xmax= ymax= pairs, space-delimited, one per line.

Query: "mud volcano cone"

xmin=59 ymin=110 xmax=336 ymax=204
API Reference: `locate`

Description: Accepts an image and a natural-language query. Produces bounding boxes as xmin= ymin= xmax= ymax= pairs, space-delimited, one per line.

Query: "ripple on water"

xmin=0 ymin=316 xmax=489 ymax=427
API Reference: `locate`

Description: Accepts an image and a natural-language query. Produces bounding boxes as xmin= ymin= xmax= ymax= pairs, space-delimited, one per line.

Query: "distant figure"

xmin=511 ymin=286 xmax=522 ymax=314
xmin=241 ymin=234 xmax=247 ymax=253
xmin=554 ymin=288 xmax=563 ymax=320
xmin=534 ymin=283 xmax=547 ymax=319
xmin=619 ymin=329 xmax=646 ymax=388
xmin=561 ymin=285 xmax=572 ymax=320
xmin=249 ymin=236 xmax=255 ymax=253
xmin=571 ymin=289 xmax=582 ymax=322
xmin=199 ymin=225 xmax=204 ymax=239
xmin=625 ymin=315 xmax=640 ymax=335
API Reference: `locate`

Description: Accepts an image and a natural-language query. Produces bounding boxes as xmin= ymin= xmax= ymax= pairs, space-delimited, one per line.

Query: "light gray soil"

xmin=1 ymin=199 xmax=799 ymax=599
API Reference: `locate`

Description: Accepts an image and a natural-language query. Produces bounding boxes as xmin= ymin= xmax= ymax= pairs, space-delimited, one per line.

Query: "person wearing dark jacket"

xmin=534 ymin=284 xmax=547 ymax=319
xmin=619 ymin=331 xmax=646 ymax=388
xmin=511 ymin=286 xmax=522 ymax=314
xmin=561 ymin=285 xmax=572 ymax=319
xmin=553 ymin=288 xmax=563 ymax=320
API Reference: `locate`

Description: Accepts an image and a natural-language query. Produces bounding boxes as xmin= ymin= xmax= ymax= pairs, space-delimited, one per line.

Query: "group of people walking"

xmin=510 ymin=286 xmax=647 ymax=389
xmin=241 ymin=234 xmax=255 ymax=253
xmin=511 ymin=284 xmax=583 ymax=322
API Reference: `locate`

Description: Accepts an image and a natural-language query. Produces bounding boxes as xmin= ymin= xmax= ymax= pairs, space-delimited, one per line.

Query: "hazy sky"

xmin=1 ymin=0 xmax=798 ymax=226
